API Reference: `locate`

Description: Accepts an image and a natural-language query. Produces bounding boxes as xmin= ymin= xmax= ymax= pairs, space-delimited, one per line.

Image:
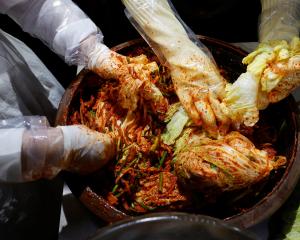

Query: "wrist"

xmin=86 ymin=42 xmax=111 ymax=71
xmin=66 ymin=33 xmax=107 ymax=66
xmin=87 ymin=46 xmax=129 ymax=80
xmin=21 ymin=127 xmax=64 ymax=181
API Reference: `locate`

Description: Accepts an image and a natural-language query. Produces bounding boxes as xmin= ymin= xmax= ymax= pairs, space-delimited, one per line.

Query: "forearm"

xmin=21 ymin=127 xmax=64 ymax=181
xmin=0 ymin=116 xmax=50 ymax=182
xmin=123 ymin=0 xmax=213 ymax=64
xmin=0 ymin=0 xmax=104 ymax=65
xmin=259 ymin=0 xmax=300 ymax=42
xmin=0 ymin=128 xmax=24 ymax=182
xmin=224 ymin=0 xmax=300 ymax=128
xmin=0 ymin=117 xmax=116 ymax=182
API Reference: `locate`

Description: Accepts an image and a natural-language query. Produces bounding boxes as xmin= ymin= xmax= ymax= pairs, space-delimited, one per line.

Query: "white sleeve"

xmin=0 ymin=116 xmax=116 ymax=182
xmin=259 ymin=0 xmax=300 ymax=42
xmin=0 ymin=116 xmax=49 ymax=182
xmin=0 ymin=128 xmax=24 ymax=182
xmin=0 ymin=0 xmax=104 ymax=65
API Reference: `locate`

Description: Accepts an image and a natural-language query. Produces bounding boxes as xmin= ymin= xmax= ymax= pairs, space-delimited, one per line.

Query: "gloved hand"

xmin=0 ymin=117 xmax=116 ymax=182
xmin=0 ymin=0 xmax=168 ymax=115
xmin=244 ymin=37 xmax=300 ymax=105
xmin=224 ymin=0 xmax=300 ymax=127
xmin=21 ymin=125 xmax=116 ymax=181
xmin=259 ymin=0 xmax=299 ymax=42
xmin=82 ymin=37 xmax=168 ymax=114
xmin=122 ymin=0 xmax=230 ymax=138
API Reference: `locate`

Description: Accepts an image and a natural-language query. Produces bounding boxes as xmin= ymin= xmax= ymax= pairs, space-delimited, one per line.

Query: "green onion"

xmin=210 ymin=163 xmax=218 ymax=170
xmin=117 ymin=155 xmax=140 ymax=178
xmin=115 ymin=191 xmax=124 ymax=198
xmin=112 ymin=184 xmax=119 ymax=194
xmin=137 ymin=200 xmax=156 ymax=211
xmin=116 ymin=147 xmax=131 ymax=173
xmin=89 ymin=110 xmax=96 ymax=117
xmin=171 ymin=156 xmax=177 ymax=164
xmin=158 ymin=151 xmax=167 ymax=168
xmin=127 ymin=156 xmax=140 ymax=168
xmin=159 ymin=172 xmax=163 ymax=193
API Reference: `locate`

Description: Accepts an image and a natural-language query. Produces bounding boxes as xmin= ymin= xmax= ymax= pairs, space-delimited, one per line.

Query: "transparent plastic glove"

xmin=22 ymin=125 xmax=116 ymax=181
xmin=85 ymin=39 xmax=168 ymax=115
xmin=258 ymin=0 xmax=300 ymax=104
xmin=0 ymin=117 xmax=115 ymax=182
xmin=0 ymin=0 xmax=101 ymax=65
xmin=224 ymin=72 xmax=260 ymax=127
xmin=0 ymin=0 xmax=168 ymax=115
xmin=244 ymin=38 xmax=300 ymax=104
xmin=259 ymin=0 xmax=300 ymax=42
xmin=224 ymin=0 xmax=300 ymax=127
xmin=0 ymin=116 xmax=49 ymax=182
xmin=122 ymin=0 xmax=230 ymax=138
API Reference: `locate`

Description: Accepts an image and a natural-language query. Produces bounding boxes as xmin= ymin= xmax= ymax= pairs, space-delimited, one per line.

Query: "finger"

xmin=208 ymin=92 xmax=230 ymax=136
xmin=91 ymin=50 xmax=129 ymax=80
xmin=194 ymin=97 xmax=218 ymax=138
xmin=177 ymin=88 xmax=202 ymax=125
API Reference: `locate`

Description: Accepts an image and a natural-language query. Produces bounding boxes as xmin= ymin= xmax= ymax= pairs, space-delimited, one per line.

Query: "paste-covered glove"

xmin=0 ymin=117 xmax=115 ymax=182
xmin=84 ymin=38 xmax=168 ymax=114
xmin=224 ymin=0 xmax=300 ymax=127
xmin=22 ymin=124 xmax=116 ymax=181
xmin=122 ymin=0 xmax=230 ymax=138
xmin=0 ymin=0 xmax=167 ymax=115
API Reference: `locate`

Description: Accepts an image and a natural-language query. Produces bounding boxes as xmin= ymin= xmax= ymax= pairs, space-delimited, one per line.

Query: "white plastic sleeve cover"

xmin=122 ymin=0 xmax=215 ymax=65
xmin=0 ymin=128 xmax=24 ymax=182
xmin=0 ymin=0 xmax=105 ymax=65
xmin=259 ymin=0 xmax=300 ymax=42
xmin=0 ymin=117 xmax=115 ymax=182
xmin=21 ymin=126 xmax=64 ymax=181
xmin=0 ymin=116 xmax=49 ymax=182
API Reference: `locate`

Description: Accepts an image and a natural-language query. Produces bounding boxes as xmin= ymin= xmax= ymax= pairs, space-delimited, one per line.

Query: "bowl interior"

xmin=56 ymin=36 xmax=299 ymax=228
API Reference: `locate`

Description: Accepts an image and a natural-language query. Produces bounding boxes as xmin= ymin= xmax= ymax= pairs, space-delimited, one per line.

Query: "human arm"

xmin=224 ymin=0 xmax=300 ymax=127
xmin=0 ymin=117 xmax=115 ymax=182
xmin=122 ymin=0 xmax=230 ymax=138
xmin=0 ymin=0 xmax=167 ymax=113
